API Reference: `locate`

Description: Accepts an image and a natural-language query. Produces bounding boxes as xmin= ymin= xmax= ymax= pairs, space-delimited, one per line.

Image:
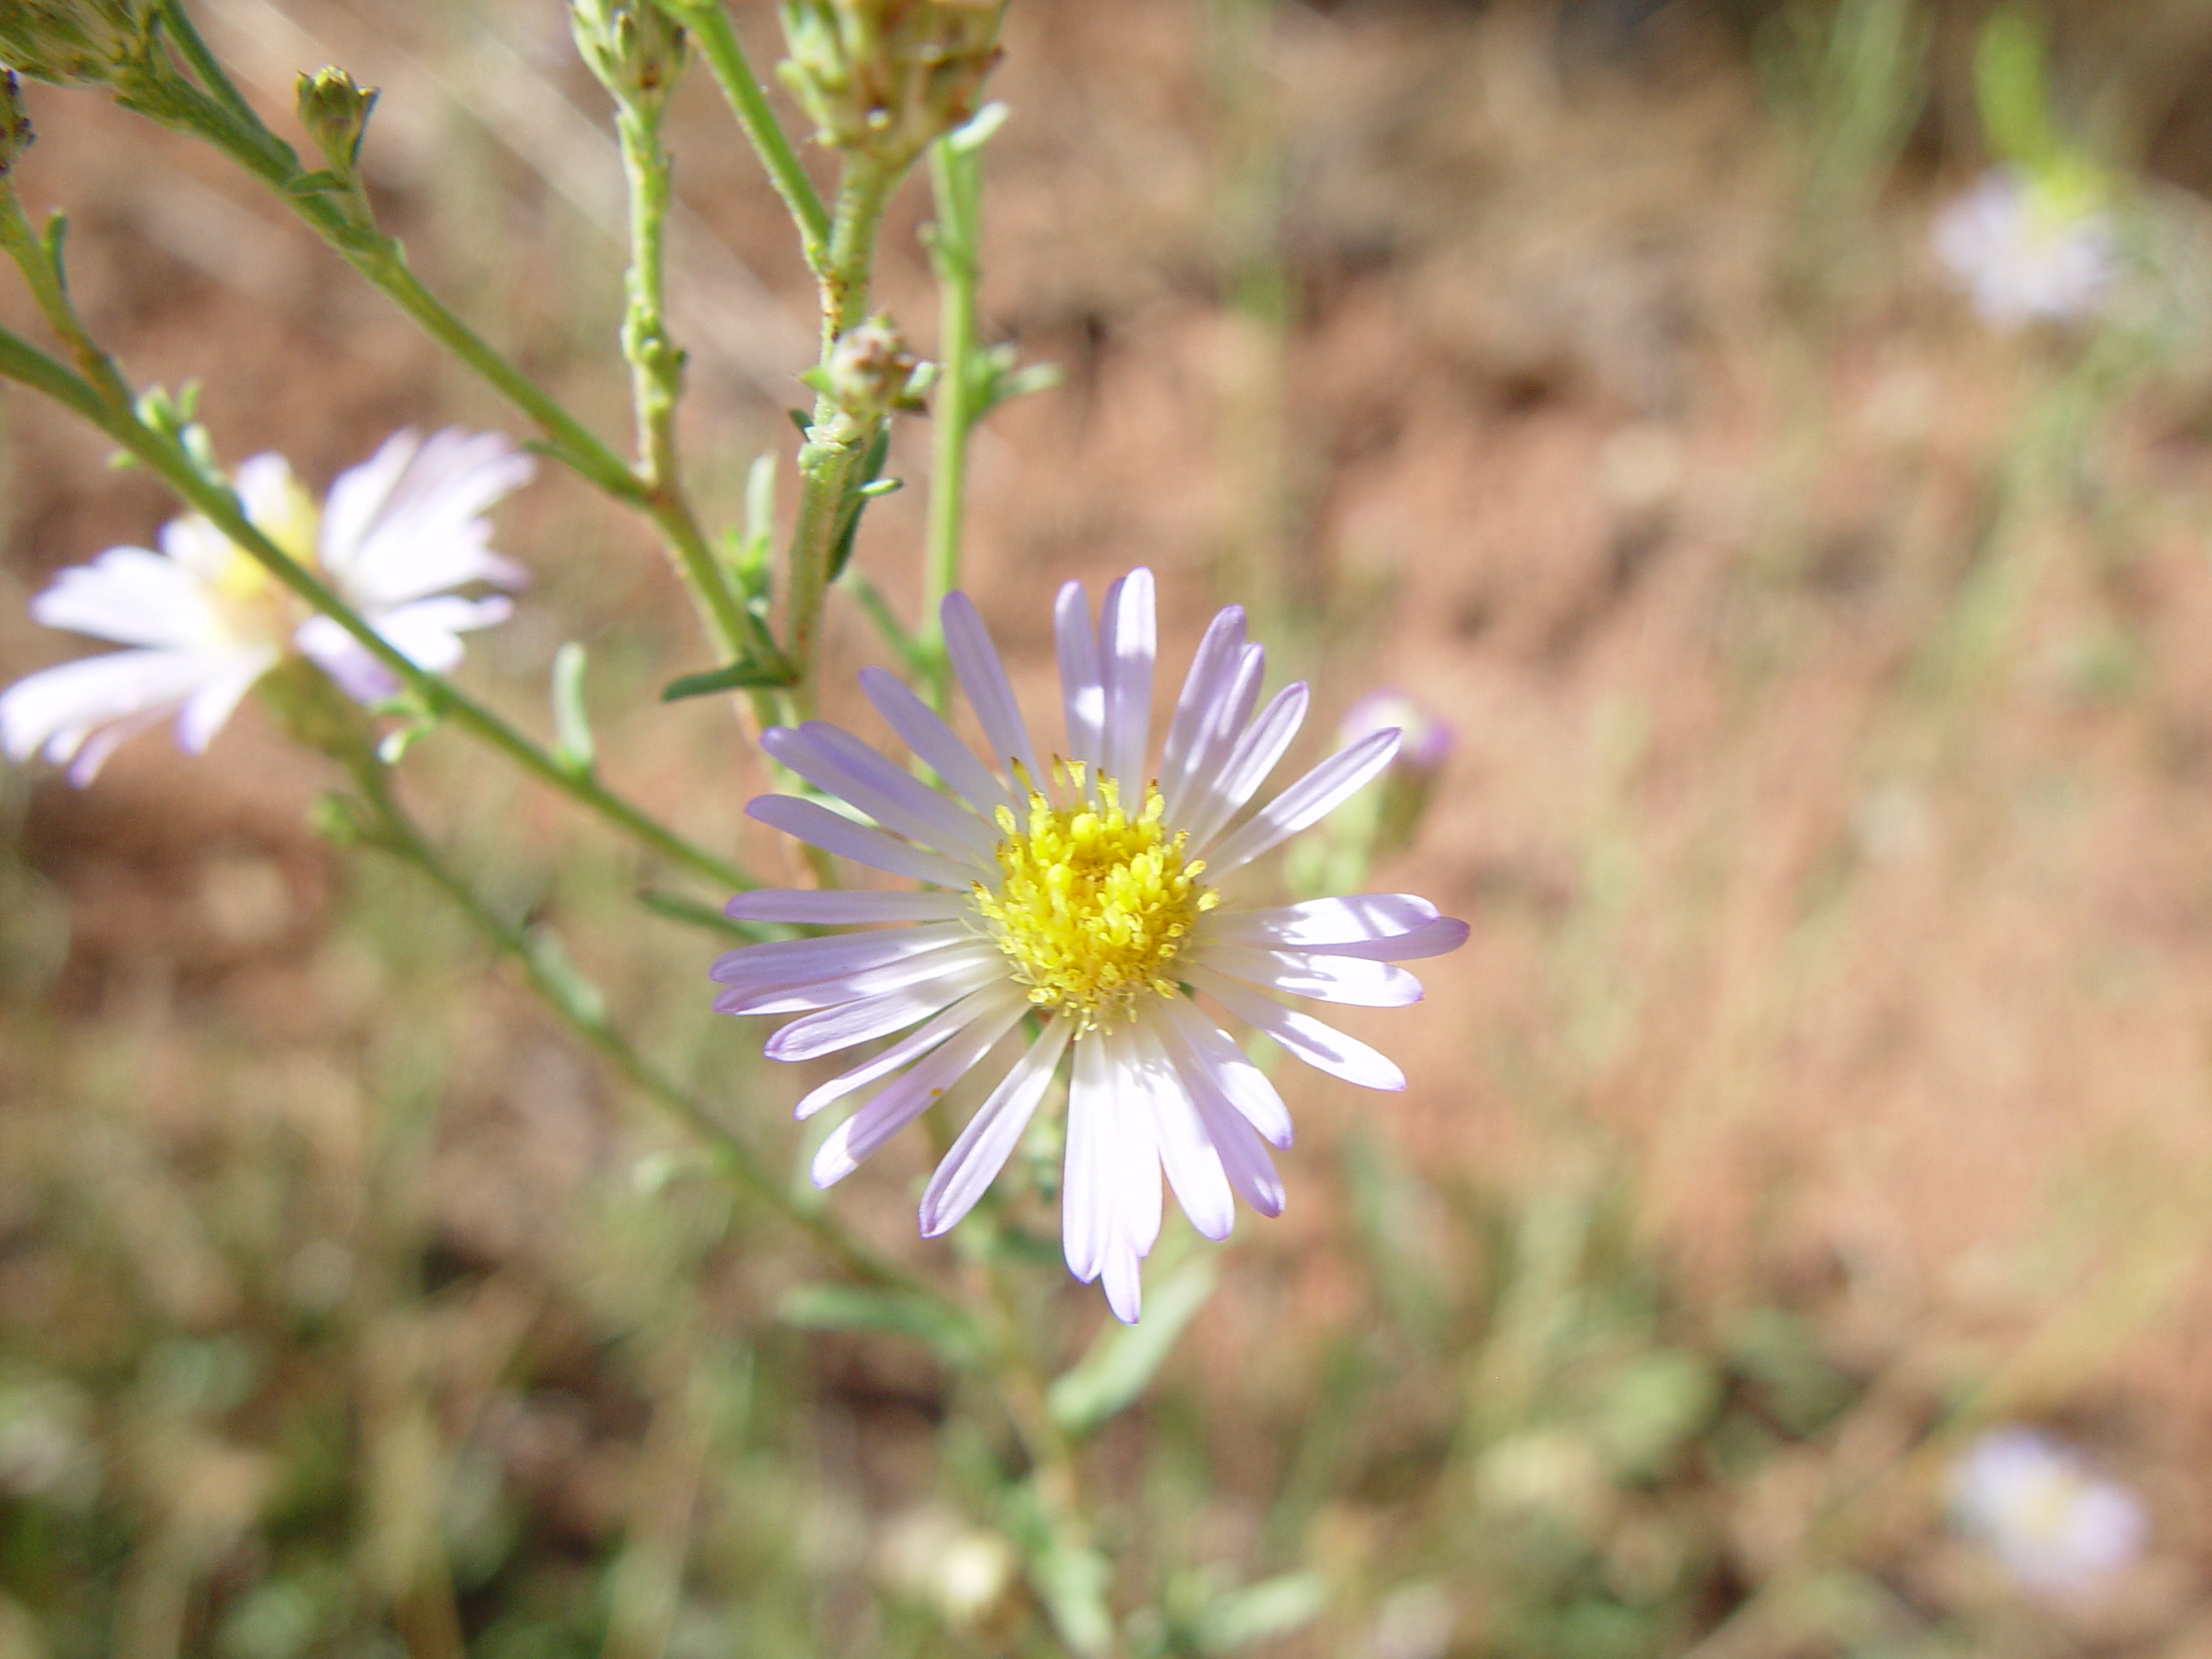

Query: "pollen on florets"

xmin=970 ymin=762 xmax=1215 ymax=1032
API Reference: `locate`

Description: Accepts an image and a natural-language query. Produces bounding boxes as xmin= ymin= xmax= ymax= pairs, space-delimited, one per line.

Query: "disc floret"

xmin=972 ymin=763 xmax=1215 ymax=1030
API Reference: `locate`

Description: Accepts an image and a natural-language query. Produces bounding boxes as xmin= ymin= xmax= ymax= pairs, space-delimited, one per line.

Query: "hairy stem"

xmin=919 ymin=135 xmax=982 ymax=711
xmin=350 ymin=760 xmax=944 ymax=1299
xmin=649 ymin=0 xmax=831 ymax=269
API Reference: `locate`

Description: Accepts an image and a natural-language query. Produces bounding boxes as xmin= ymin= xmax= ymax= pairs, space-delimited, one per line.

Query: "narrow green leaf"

xmin=1031 ymin=1539 xmax=1116 ymax=1659
xmin=660 ymin=657 xmax=796 ymax=701
xmin=634 ymin=888 xmax=779 ymax=943
xmin=1046 ymin=1255 xmax=1219 ymax=1437
xmin=550 ymin=641 xmax=594 ymax=774
xmin=778 ymin=1283 xmax=981 ymax=1367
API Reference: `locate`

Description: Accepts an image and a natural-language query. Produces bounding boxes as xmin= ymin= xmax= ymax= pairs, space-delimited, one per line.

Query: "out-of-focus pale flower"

xmin=1329 ymin=690 xmax=1452 ymax=864
xmin=1948 ymin=1427 xmax=2147 ymax=1599
xmin=1934 ymin=167 xmax=2117 ymax=328
xmin=715 ymin=569 xmax=1468 ymax=1321
xmin=1 ymin=429 xmax=532 ymax=783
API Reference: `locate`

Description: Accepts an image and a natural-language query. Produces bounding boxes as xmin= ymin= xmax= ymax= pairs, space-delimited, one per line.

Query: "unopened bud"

xmin=295 ymin=66 xmax=377 ymax=175
xmin=0 ymin=0 xmax=156 ymax=89
xmin=816 ymin=315 xmax=925 ymax=421
xmin=778 ymin=0 xmax=1004 ymax=168
xmin=1337 ymin=690 xmax=1453 ymax=860
xmin=571 ymin=0 xmax=688 ymax=115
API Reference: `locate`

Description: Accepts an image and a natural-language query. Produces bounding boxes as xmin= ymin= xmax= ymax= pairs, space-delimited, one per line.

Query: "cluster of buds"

xmin=0 ymin=0 xmax=157 ymax=90
xmin=1 ymin=73 xmax=31 ymax=180
xmin=778 ymin=0 xmax=1004 ymax=170
xmin=802 ymin=315 xmax=930 ymax=459
xmin=569 ymin=0 xmax=688 ymax=118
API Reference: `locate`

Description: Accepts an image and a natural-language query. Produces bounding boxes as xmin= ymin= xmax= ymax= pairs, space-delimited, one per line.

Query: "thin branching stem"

xmin=0 ymin=319 xmax=750 ymax=893
xmin=919 ymin=135 xmax=982 ymax=711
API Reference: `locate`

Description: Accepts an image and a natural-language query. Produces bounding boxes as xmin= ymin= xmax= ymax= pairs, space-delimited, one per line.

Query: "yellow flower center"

xmin=971 ymin=765 xmax=1216 ymax=1031
xmin=209 ymin=475 xmax=321 ymax=612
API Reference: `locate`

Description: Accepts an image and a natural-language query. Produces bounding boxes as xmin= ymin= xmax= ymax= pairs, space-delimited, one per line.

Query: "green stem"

xmin=612 ymin=98 xmax=783 ymax=714
xmin=784 ymin=159 xmax=899 ymax=713
xmin=649 ymin=0 xmax=830 ymax=269
xmin=0 ymin=321 xmax=750 ymax=893
xmin=918 ymin=136 xmax=981 ymax=711
xmin=350 ymin=762 xmax=942 ymax=1298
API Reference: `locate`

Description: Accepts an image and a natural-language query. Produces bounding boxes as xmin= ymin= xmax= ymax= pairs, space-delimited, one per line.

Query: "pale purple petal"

xmin=942 ymin=591 xmax=1044 ymax=787
xmin=1185 ymin=683 xmax=1308 ymax=850
xmin=1191 ymin=966 xmax=1408 ymax=1091
xmin=1205 ymin=727 xmax=1402 ymax=875
xmin=1159 ymin=606 xmax=1245 ymax=820
xmin=175 ymin=655 xmax=274 ymax=753
xmin=797 ymin=985 xmax=1026 ymax=1121
xmin=1198 ymin=944 xmax=1425 ymax=1008
xmin=726 ymin=888 xmax=968 ymax=925
xmin=1206 ymin=897 xmax=1468 ymax=963
xmin=1061 ymin=1030 xmax=1114 ymax=1283
xmin=810 ymin=1001 xmax=1026 ymax=1186
xmin=1103 ymin=1024 xmax=1163 ymax=1261
xmin=746 ymin=795 xmax=978 ymax=888
xmin=1 ymin=646 xmax=270 ymax=778
xmin=1155 ymin=993 xmax=1294 ymax=1147
xmin=1101 ymin=1241 xmax=1143 ymax=1324
xmin=1054 ymin=580 xmax=1104 ymax=782
xmin=710 ymin=921 xmax=971 ymax=985
xmin=764 ymin=961 xmax=1004 ymax=1060
xmin=919 ymin=1014 xmax=1074 ymax=1237
xmin=859 ymin=666 xmax=1014 ymax=822
xmin=761 ymin=724 xmax=998 ymax=863
xmin=714 ymin=942 xmax=1001 ymax=1015
xmin=1132 ymin=1016 xmax=1234 ymax=1240
xmin=1097 ymin=568 xmax=1154 ymax=788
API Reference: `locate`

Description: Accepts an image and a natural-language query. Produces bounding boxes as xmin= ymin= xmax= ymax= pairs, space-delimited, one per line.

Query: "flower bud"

xmin=294 ymin=66 xmax=377 ymax=176
xmin=817 ymin=315 xmax=924 ymax=421
xmin=777 ymin=0 xmax=1003 ymax=169
xmin=0 ymin=0 xmax=156 ymax=90
xmin=1336 ymin=690 xmax=1453 ymax=861
xmin=570 ymin=0 xmax=688 ymax=115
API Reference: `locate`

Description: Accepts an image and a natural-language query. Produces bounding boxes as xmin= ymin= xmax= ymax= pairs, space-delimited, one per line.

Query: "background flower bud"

xmin=570 ymin=0 xmax=688 ymax=116
xmin=777 ymin=0 xmax=1004 ymax=169
xmin=0 ymin=0 xmax=156 ymax=90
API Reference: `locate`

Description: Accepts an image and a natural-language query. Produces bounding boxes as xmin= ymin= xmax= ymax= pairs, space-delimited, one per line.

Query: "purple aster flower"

xmin=1934 ymin=168 xmax=2117 ymax=329
xmin=1 ymin=428 xmax=532 ymax=782
xmin=1949 ymin=1427 xmax=2147 ymax=1599
xmin=715 ymin=569 xmax=1469 ymax=1321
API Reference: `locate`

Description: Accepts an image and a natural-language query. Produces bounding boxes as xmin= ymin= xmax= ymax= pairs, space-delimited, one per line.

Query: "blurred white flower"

xmin=1 ymin=428 xmax=532 ymax=782
xmin=1935 ymin=168 xmax=2117 ymax=328
xmin=1949 ymin=1427 xmax=2147 ymax=1599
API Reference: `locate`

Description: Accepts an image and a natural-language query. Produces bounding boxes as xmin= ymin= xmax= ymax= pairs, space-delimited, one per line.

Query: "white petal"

xmin=942 ymin=591 xmax=1045 ymax=787
xmin=1097 ymin=568 xmax=1154 ymax=789
xmin=1287 ymin=917 xmax=1469 ymax=963
xmin=764 ymin=961 xmax=1003 ymax=1060
xmin=234 ymin=453 xmax=305 ymax=531
xmin=1155 ymin=993 xmax=1295 ymax=1147
xmin=762 ymin=725 xmax=997 ymax=863
xmin=1101 ymin=1242 xmax=1143 ymax=1324
xmin=746 ymin=795 xmax=978 ymax=888
xmin=1061 ymin=1031 xmax=1113 ymax=1283
xmin=0 ymin=648 xmax=263 ymax=771
xmin=1054 ymin=580 xmax=1105 ymax=783
xmin=710 ymin=921 xmax=971 ymax=985
xmin=1132 ymin=1016 xmax=1234 ymax=1240
xmin=1186 ymin=682 xmax=1309 ymax=849
xmin=175 ymin=654 xmax=276 ymax=753
xmin=919 ymin=1014 xmax=1073 ymax=1238
xmin=713 ymin=942 xmax=1001 ymax=1015
xmin=1190 ymin=966 xmax=1407 ymax=1091
xmin=1159 ymin=606 xmax=1246 ymax=820
xmin=1205 ymin=895 xmax=1457 ymax=956
xmin=321 ymin=428 xmax=533 ymax=607
xmin=1205 ymin=727 xmax=1401 ymax=875
xmin=859 ymin=666 xmax=1014 ymax=820
xmin=1198 ymin=944 xmax=1424 ymax=1007
xmin=1174 ymin=643 xmax=1266 ymax=830
xmin=29 ymin=547 xmax=227 ymax=650
xmin=725 ymin=888 xmax=968 ymax=925
xmin=1103 ymin=1023 xmax=1163 ymax=1260
xmin=797 ymin=985 xmax=1026 ymax=1121
xmin=810 ymin=1002 xmax=1024 ymax=1186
